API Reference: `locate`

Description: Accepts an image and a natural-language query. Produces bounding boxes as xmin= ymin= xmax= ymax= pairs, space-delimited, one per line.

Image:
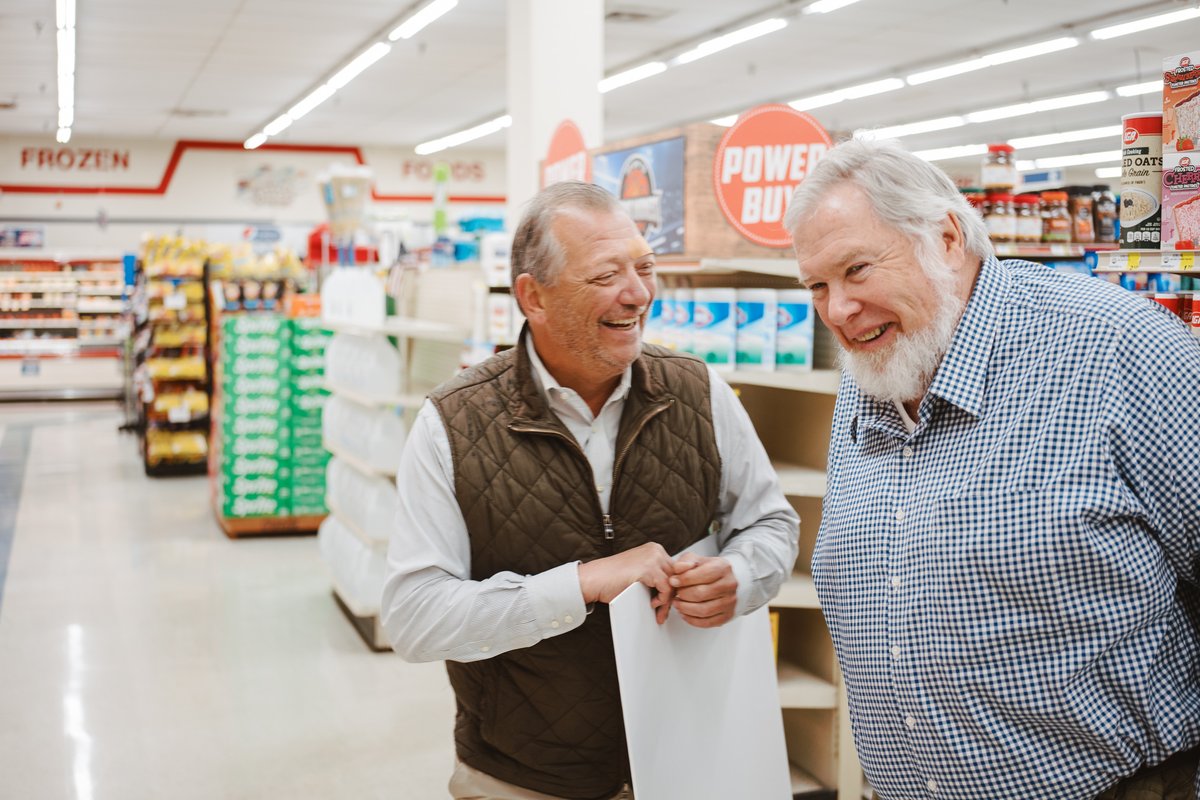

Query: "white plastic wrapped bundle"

xmin=324 ymin=332 xmax=403 ymax=398
xmin=325 ymin=457 xmax=399 ymax=544
xmin=318 ymin=515 xmax=389 ymax=616
xmin=322 ymin=395 xmax=407 ymax=473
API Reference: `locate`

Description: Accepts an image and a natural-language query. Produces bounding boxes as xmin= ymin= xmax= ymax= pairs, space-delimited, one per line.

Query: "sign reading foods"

xmin=713 ymin=104 xmax=832 ymax=248
xmin=542 ymin=119 xmax=591 ymax=188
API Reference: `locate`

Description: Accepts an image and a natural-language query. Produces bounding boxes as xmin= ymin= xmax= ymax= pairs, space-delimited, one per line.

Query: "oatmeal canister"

xmin=1120 ymin=112 xmax=1163 ymax=249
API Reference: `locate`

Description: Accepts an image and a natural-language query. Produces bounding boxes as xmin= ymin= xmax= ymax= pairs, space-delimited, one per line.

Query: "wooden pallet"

xmin=214 ymin=511 xmax=325 ymax=539
xmin=332 ymin=589 xmax=391 ymax=652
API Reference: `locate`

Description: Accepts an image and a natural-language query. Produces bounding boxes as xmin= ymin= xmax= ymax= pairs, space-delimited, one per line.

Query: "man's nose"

xmin=620 ymin=268 xmax=653 ymax=308
xmin=823 ymin=285 xmax=860 ymax=327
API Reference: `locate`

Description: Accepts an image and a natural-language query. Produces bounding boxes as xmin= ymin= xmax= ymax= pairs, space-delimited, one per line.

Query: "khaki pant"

xmin=449 ymin=761 xmax=633 ymax=800
xmin=1095 ymin=747 xmax=1199 ymax=800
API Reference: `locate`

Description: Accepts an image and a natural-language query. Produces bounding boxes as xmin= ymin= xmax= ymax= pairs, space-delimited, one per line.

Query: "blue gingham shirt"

xmin=814 ymin=257 xmax=1200 ymax=799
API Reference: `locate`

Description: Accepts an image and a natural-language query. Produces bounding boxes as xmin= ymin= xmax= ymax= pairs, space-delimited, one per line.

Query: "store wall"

xmin=0 ymin=136 xmax=506 ymax=256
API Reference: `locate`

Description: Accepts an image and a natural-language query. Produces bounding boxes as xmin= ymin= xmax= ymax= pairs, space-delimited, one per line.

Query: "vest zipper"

xmin=508 ymin=422 xmax=608 ymax=545
xmin=602 ymin=514 xmax=614 ymax=541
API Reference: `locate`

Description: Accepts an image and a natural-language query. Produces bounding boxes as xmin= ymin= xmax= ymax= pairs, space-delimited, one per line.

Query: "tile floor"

xmin=0 ymin=401 xmax=456 ymax=800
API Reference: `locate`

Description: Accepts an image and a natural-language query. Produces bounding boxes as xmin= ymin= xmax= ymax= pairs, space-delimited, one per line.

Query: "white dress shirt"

xmin=381 ymin=338 xmax=799 ymax=663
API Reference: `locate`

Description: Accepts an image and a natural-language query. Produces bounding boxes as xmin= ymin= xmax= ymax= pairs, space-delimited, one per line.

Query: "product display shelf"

xmin=1095 ymin=249 xmax=1200 ymax=273
xmin=0 ymin=254 xmax=130 ymax=399
xmin=995 ymin=243 xmax=1118 ymax=259
xmin=322 ymin=437 xmax=396 ymax=480
xmin=330 ymin=585 xmax=391 ymax=653
xmin=320 ymin=378 xmax=425 ymax=410
xmin=215 ymin=511 xmax=328 ymax=539
xmin=322 ymin=315 xmax=468 ymax=344
xmin=663 ymin=261 xmax=863 ymax=799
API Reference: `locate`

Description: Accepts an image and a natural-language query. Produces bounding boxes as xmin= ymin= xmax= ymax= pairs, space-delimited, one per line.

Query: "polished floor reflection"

xmin=0 ymin=402 xmax=455 ymax=799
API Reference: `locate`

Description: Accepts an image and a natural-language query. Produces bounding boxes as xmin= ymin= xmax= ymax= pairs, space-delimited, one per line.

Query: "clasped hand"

xmin=577 ymin=542 xmax=738 ymax=628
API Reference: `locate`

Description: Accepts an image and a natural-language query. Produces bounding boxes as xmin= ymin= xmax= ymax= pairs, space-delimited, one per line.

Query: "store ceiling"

xmin=0 ymin=0 xmax=1195 ymax=177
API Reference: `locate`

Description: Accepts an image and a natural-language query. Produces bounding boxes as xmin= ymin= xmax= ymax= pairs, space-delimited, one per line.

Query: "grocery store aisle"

xmin=0 ymin=402 xmax=455 ymax=800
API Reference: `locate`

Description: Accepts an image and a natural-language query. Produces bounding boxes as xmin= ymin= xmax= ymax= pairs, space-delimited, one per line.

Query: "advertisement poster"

xmin=592 ymin=136 xmax=685 ymax=255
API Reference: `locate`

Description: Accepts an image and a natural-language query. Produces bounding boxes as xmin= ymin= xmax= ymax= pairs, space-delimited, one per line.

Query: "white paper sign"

xmin=609 ymin=537 xmax=792 ymax=800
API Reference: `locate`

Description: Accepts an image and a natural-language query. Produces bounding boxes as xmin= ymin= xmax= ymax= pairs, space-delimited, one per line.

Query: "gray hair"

xmin=510 ymin=181 xmax=625 ymax=288
xmin=783 ymin=138 xmax=993 ymax=263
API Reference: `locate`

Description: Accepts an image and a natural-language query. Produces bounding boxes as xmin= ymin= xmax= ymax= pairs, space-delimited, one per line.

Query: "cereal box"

xmin=1163 ymin=50 xmax=1200 ymax=153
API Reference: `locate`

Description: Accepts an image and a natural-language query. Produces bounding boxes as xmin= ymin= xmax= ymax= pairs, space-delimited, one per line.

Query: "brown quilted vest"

xmin=428 ymin=335 xmax=722 ymax=799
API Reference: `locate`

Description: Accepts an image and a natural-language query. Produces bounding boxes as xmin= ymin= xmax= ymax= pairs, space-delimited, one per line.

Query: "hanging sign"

xmin=542 ymin=119 xmax=591 ymax=188
xmin=712 ymin=105 xmax=832 ymax=248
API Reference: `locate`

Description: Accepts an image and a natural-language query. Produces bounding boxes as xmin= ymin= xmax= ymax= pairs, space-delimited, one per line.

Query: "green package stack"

xmin=217 ymin=314 xmax=332 ymax=518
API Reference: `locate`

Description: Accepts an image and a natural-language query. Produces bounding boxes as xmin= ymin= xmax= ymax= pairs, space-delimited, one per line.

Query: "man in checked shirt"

xmin=784 ymin=137 xmax=1200 ymax=800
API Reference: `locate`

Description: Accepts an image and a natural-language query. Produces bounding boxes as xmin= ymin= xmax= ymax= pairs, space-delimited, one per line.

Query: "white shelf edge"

xmin=657 ymin=258 xmax=798 ymax=278
xmin=718 ymin=368 xmax=841 ymax=395
xmin=324 ymin=494 xmax=389 ymax=552
xmin=789 ymin=762 xmax=824 ymax=794
xmin=0 ymin=319 xmax=79 ymax=329
xmin=773 ymin=461 xmax=826 ymax=498
xmin=771 ymin=574 xmax=820 ymax=609
xmin=323 ymin=315 xmax=468 ymax=343
xmin=778 ymin=662 xmax=837 ymax=709
xmin=322 ymin=379 xmax=424 ymax=409
xmin=1097 ymin=249 xmax=1199 ymax=274
xmin=322 ymin=437 xmax=396 ymax=480
xmin=330 ymin=577 xmax=379 ymax=620
xmin=77 ymin=287 xmax=127 ymax=296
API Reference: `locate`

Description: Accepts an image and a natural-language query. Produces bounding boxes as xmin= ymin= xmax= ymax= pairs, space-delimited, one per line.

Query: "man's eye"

xmin=847 ymin=263 xmax=868 ymax=276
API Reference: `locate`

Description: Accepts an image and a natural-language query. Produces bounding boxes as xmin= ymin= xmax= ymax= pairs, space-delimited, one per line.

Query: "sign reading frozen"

xmin=592 ymin=136 xmax=685 ymax=255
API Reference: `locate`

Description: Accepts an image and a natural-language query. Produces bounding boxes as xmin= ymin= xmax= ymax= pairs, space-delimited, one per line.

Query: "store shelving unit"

xmin=1094 ymin=248 xmax=1199 ymax=273
xmin=0 ymin=251 xmax=130 ymax=400
xmin=131 ymin=248 xmax=211 ymax=477
xmin=657 ymin=254 xmax=860 ymax=799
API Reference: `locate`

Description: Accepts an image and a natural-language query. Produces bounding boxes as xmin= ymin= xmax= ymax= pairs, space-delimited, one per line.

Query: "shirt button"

xmin=895 ymin=509 xmax=906 ymax=521
xmin=890 ymin=645 xmax=901 ymax=659
xmin=480 ymin=645 xmax=490 ymax=653
xmin=596 ymin=485 xmax=603 ymax=493
xmin=891 ymin=576 xmax=901 ymax=588
xmin=902 ymin=446 xmax=914 ymax=458
xmin=905 ymin=715 xmax=916 ymax=729
xmin=927 ymin=779 xmax=938 ymax=792
xmin=564 ymin=615 xmax=573 ymax=624
xmin=550 ymin=620 xmax=560 ymax=629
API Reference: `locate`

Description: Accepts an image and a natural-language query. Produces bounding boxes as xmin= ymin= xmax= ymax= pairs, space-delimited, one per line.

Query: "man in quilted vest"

xmin=381 ymin=181 xmax=799 ymax=800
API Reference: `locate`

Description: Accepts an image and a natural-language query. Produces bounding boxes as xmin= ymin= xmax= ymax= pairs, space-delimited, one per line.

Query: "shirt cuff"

xmin=723 ymin=550 xmax=755 ymax=618
xmin=525 ymin=562 xmax=588 ymax=636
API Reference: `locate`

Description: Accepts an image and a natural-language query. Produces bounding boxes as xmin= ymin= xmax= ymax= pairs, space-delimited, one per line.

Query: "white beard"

xmin=839 ymin=251 xmax=965 ymax=406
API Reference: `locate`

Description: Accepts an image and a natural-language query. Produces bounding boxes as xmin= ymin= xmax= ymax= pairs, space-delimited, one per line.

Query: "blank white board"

xmin=609 ymin=538 xmax=792 ymax=800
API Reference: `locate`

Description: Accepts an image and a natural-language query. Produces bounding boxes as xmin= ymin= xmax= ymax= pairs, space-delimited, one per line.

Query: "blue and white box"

xmin=775 ymin=288 xmax=814 ymax=371
xmin=673 ymin=288 xmax=694 ymax=355
xmin=692 ymin=288 xmax=737 ymax=367
xmin=736 ymin=289 xmax=777 ymax=371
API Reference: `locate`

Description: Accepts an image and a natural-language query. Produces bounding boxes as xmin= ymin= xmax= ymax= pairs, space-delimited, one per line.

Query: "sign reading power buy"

xmin=713 ymin=105 xmax=832 ymax=248
xmin=542 ymin=119 xmax=591 ymax=188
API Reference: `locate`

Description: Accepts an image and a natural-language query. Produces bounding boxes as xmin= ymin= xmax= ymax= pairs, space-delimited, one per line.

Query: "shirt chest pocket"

xmin=927 ymin=487 xmax=1144 ymax=670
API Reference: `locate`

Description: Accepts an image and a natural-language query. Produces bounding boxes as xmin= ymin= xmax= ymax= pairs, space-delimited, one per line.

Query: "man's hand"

xmin=578 ymin=542 xmax=677 ymax=624
xmin=669 ymin=554 xmax=738 ymax=628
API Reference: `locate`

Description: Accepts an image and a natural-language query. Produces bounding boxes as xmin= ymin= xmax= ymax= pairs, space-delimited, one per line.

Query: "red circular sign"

xmin=542 ymin=119 xmax=591 ymax=188
xmin=712 ymin=104 xmax=833 ymax=248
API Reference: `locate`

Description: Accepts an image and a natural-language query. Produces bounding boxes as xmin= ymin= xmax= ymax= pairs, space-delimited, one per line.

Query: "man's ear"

xmin=514 ymin=273 xmax=546 ymax=323
xmin=942 ymin=210 xmax=966 ymax=258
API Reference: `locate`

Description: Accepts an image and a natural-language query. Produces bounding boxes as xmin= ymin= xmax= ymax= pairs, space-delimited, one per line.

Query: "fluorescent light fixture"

xmin=789 ymin=88 xmax=847 ymax=111
xmin=906 ymin=37 xmax=1077 ymax=85
xmin=1116 ymin=79 xmax=1163 ymax=97
xmin=57 ymin=28 xmax=75 ymax=76
xmin=1095 ymin=166 xmax=1122 ymax=179
xmin=674 ymin=18 xmax=787 ymax=65
xmin=328 ymin=42 xmax=392 ymax=90
xmin=288 ymin=84 xmax=336 ymax=121
xmin=790 ymin=77 xmax=904 ymax=111
xmin=263 ymin=114 xmax=293 ymax=137
xmin=841 ymin=77 xmax=905 ymax=99
xmin=598 ymin=61 xmax=667 ymax=93
xmin=56 ymin=0 xmax=75 ymax=30
xmin=415 ymin=114 xmax=512 ymax=155
xmin=244 ymin=133 xmax=268 ymax=150
xmin=1008 ymin=125 xmax=1121 ymax=150
xmin=56 ymin=127 xmax=71 ymax=144
xmin=1090 ymin=7 xmax=1200 ymax=40
xmin=912 ymin=144 xmax=989 ymax=162
xmin=389 ymin=0 xmax=458 ymax=41
xmin=966 ymin=90 xmax=1109 ymax=123
xmin=1022 ymin=149 xmax=1121 ymax=170
xmin=58 ymin=107 xmax=73 ymax=128
xmin=856 ymin=115 xmax=964 ymax=139
xmin=58 ymin=73 xmax=74 ymax=110
xmin=803 ymin=0 xmax=862 ymax=13
xmin=710 ymin=114 xmax=739 ymax=127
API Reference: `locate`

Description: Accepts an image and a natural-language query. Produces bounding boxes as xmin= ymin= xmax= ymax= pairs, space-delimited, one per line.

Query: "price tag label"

xmin=1126 ymin=252 xmax=1141 ymax=271
xmin=1163 ymin=251 xmax=1196 ymax=271
xmin=167 ymin=405 xmax=191 ymax=423
xmin=164 ymin=291 xmax=187 ymax=310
